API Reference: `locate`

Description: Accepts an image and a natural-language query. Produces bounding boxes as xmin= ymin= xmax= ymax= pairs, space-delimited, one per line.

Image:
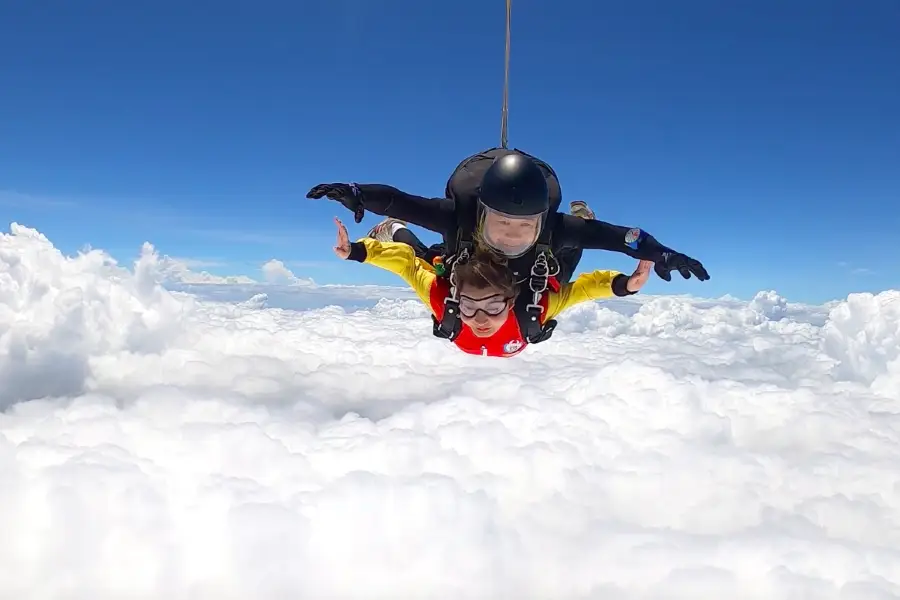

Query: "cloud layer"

xmin=2 ymin=223 xmax=900 ymax=599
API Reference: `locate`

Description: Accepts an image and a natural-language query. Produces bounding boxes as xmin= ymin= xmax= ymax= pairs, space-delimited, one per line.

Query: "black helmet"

xmin=477 ymin=153 xmax=550 ymax=216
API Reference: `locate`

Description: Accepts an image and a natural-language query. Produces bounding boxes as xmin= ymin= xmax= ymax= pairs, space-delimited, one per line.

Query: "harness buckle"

xmin=525 ymin=302 xmax=544 ymax=315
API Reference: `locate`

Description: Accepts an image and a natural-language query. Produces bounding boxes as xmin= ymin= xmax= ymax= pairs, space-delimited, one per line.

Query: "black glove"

xmin=654 ymin=250 xmax=709 ymax=282
xmin=306 ymin=183 xmax=366 ymax=223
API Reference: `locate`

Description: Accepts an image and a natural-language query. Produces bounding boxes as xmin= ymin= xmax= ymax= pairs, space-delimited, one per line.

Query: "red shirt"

xmin=428 ymin=277 xmax=549 ymax=357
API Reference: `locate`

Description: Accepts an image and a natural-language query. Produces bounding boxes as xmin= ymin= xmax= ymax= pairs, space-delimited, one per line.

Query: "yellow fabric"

xmin=357 ymin=238 xmax=437 ymax=311
xmin=544 ymin=269 xmax=622 ymax=321
xmin=356 ymin=237 xmax=624 ymax=322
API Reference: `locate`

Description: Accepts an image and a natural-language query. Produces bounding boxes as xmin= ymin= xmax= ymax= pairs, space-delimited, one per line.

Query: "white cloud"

xmin=138 ymin=248 xmax=317 ymax=288
xmin=168 ymin=256 xmax=228 ymax=269
xmin=152 ymin=248 xmax=257 ymax=285
xmin=261 ymin=258 xmax=314 ymax=286
xmin=2 ymin=222 xmax=900 ymax=598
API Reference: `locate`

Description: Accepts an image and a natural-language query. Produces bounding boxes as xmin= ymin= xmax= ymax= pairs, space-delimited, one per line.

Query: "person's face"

xmin=479 ymin=207 xmax=542 ymax=257
xmin=458 ymin=283 xmax=514 ymax=337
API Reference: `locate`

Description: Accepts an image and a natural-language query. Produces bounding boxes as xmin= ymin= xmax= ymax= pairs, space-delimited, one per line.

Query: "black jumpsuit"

xmin=352 ymin=183 xmax=675 ymax=283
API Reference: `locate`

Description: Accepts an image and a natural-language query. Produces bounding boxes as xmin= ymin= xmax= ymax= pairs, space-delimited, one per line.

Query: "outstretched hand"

xmin=333 ymin=217 xmax=351 ymax=259
xmin=655 ymin=251 xmax=709 ymax=282
xmin=626 ymin=260 xmax=653 ymax=293
xmin=307 ymin=183 xmax=366 ymax=223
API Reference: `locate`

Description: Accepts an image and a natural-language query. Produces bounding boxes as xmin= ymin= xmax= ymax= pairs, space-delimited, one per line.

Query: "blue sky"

xmin=1 ymin=0 xmax=898 ymax=303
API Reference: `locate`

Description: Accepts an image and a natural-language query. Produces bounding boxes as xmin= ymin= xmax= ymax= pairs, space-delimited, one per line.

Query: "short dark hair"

xmin=453 ymin=249 xmax=518 ymax=298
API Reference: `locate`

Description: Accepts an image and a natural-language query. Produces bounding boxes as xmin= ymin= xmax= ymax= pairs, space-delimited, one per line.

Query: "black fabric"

xmin=391 ymin=227 xmax=444 ymax=264
xmin=553 ymin=246 xmax=583 ymax=284
xmin=344 ymin=182 xmax=664 ymax=265
xmin=444 ymin=147 xmax=562 ymax=216
xmin=344 ymin=183 xmax=457 ymax=234
xmin=467 ymin=152 xmax=550 ymax=216
xmin=390 ymin=227 xmax=429 ymax=257
xmin=314 ymin=147 xmax=708 ymax=277
xmin=514 ymin=290 xmax=557 ymax=344
xmin=439 ymin=147 xmax=563 ymax=281
xmin=347 ymin=241 xmax=367 ymax=263
xmin=305 ymin=183 xmax=367 ymax=223
xmin=611 ymin=273 xmax=636 ymax=297
xmin=426 ymin=243 xmax=446 ymax=263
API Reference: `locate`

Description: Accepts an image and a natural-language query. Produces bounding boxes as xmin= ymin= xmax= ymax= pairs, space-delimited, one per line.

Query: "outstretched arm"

xmin=558 ymin=214 xmax=664 ymax=260
xmin=556 ymin=214 xmax=709 ymax=282
xmin=332 ymin=217 xmax=437 ymax=310
xmin=545 ymin=260 xmax=653 ymax=320
xmin=309 ymin=183 xmax=456 ymax=236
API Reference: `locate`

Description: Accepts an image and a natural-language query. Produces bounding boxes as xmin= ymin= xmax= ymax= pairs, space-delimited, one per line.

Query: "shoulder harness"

xmin=431 ymin=216 xmax=560 ymax=345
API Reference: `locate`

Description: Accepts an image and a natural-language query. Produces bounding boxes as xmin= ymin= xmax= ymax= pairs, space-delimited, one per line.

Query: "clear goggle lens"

xmin=458 ymin=294 xmax=509 ymax=317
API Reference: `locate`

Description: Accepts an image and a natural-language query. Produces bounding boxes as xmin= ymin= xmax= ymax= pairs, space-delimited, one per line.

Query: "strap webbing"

xmin=500 ymin=0 xmax=512 ymax=149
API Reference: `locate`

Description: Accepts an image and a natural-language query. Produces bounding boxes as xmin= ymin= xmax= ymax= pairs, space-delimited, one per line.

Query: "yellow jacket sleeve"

xmin=354 ymin=238 xmax=437 ymax=311
xmin=545 ymin=270 xmax=624 ymax=320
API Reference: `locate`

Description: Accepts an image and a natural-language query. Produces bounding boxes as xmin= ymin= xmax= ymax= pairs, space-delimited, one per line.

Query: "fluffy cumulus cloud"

xmin=155 ymin=249 xmax=408 ymax=312
xmin=154 ymin=248 xmax=257 ymax=285
xmin=2 ymin=222 xmax=900 ymax=599
xmin=260 ymin=258 xmax=314 ymax=286
xmin=150 ymin=249 xmax=316 ymax=288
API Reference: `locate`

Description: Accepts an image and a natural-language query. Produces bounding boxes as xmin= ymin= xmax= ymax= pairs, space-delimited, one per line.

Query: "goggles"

xmin=458 ymin=293 xmax=511 ymax=318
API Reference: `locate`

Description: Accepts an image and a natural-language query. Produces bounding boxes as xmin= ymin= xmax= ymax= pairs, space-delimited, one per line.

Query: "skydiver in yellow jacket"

xmin=332 ymin=217 xmax=652 ymax=358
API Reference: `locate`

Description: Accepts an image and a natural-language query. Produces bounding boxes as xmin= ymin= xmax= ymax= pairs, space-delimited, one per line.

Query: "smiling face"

xmin=478 ymin=206 xmax=543 ymax=258
xmin=452 ymin=251 xmax=519 ymax=338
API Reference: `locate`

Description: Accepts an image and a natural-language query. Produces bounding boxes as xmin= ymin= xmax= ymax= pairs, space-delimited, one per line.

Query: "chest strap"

xmin=431 ymin=241 xmax=472 ymax=341
xmin=515 ymin=245 xmax=559 ymax=344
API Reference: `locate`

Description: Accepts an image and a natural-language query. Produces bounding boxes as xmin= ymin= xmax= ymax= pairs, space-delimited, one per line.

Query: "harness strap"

xmin=434 ymin=219 xmax=561 ymax=346
xmin=500 ymin=0 xmax=512 ymax=149
xmin=515 ymin=242 xmax=560 ymax=344
xmin=432 ymin=242 xmax=471 ymax=341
